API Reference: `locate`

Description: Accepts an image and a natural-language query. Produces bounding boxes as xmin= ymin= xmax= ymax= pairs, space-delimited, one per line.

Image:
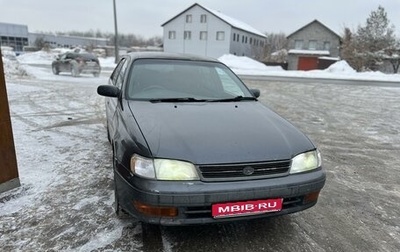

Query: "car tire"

xmin=113 ymin=150 xmax=130 ymax=219
xmin=141 ymin=223 xmax=163 ymax=250
xmin=114 ymin=177 xmax=121 ymax=216
xmin=114 ymin=178 xmax=130 ymax=219
xmin=107 ymin=123 xmax=111 ymax=143
xmin=52 ymin=65 xmax=59 ymax=75
xmin=71 ymin=66 xmax=80 ymax=77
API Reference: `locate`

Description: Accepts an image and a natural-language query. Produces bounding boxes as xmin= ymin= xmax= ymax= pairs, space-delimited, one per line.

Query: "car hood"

xmin=128 ymin=101 xmax=315 ymax=164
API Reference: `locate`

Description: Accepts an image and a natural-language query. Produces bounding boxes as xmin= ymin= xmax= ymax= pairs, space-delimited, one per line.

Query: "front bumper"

xmin=115 ymin=168 xmax=326 ymax=225
xmin=79 ymin=63 xmax=101 ymax=74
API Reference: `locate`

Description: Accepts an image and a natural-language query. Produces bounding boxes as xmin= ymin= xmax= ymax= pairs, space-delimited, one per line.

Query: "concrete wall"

xmin=0 ymin=23 xmax=29 ymax=53
xmin=28 ymin=33 xmax=108 ymax=49
xmin=163 ymin=5 xmax=265 ymax=59
xmin=230 ymin=28 xmax=265 ymax=59
xmin=287 ymin=21 xmax=341 ymax=70
xmin=163 ymin=5 xmax=231 ymax=59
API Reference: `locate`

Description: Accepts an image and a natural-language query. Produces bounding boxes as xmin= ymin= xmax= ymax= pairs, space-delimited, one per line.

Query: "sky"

xmin=1 ymin=0 xmax=400 ymax=38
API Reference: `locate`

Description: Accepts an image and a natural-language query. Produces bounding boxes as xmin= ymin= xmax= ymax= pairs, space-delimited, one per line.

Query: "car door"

xmin=59 ymin=53 xmax=73 ymax=72
xmin=106 ymin=57 xmax=129 ymax=139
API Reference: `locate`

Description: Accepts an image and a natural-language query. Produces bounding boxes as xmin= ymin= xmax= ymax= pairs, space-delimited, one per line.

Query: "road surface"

xmin=1 ymin=65 xmax=399 ymax=251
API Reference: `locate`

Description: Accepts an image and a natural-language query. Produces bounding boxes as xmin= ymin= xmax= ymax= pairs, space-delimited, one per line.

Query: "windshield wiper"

xmin=209 ymin=96 xmax=257 ymax=102
xmin=149 ymin=97 xmax=209 ymax=103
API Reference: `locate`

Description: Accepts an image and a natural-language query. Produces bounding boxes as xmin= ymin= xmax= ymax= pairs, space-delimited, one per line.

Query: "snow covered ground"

xmin=218 ymin=54 xmax=400 ymax=82
xmin=1 ymin=51 xmax=399 ymax=251
xmin=8 ymin=49 xmax=400 ymax=82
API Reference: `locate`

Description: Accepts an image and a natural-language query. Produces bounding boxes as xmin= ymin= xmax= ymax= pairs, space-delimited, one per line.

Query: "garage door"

xmin=298 ymin=57 xmax=318 ymax=70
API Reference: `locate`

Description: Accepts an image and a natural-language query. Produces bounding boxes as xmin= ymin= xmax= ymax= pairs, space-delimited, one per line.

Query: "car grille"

xmin=198 ymin=160 xmax=291 ymax=181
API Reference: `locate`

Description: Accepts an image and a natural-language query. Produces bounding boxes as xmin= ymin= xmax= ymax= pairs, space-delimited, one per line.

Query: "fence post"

xmin=0 ymin=50 xmax=20 ymax=193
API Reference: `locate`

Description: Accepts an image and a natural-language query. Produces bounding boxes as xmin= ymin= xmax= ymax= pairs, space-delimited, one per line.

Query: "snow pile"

xmin=325 ymin=60 xmax=356 ymax=73
xmin=218 ymin=54 xmax=400 ymax=82
xmin=1 ymin=56 xmax=28 ymax=79
xmin=3 ymin=51 xmax=400 ymax=82
xmin=17 ymin=50 xmax=58 ymax=65
xmin=1 ymin=46 xmax=17 ymax=60
xmin=219 ymin=54 xmax=284 ymax=75
xmin=17 ymin=49 xmax=117 ymax=69
xmin=99 ymin=57 xmax=117 ymax=68
xmin=323 ymin=60 xmax=397 ymax=80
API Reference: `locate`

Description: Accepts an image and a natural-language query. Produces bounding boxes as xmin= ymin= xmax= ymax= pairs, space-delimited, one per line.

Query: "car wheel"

xmin=141 ymin=223 xmax=163 ymax=250
xmin=52 ymin=65 xmax=59 ymax=75
xmin=113 ymin=177 xmax=130 ymax=219
xmin=113 ymin=175 xmax=121 ymax=216
xmin=107 ymin=122 xmax=111 ymax=143
xmin=113 ymin=150 xmax=130 ymax=219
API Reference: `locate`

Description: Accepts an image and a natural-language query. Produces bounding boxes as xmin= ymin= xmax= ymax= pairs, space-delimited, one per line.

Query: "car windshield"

xmin=126 ymin=59 xmax=254 ymax=101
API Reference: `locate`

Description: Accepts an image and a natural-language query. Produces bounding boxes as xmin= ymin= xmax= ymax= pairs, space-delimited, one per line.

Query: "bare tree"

xmin=263 ymin=33 xmax=288 ymax=62
xmin=34 ymin=37 xmax=50 ymax=51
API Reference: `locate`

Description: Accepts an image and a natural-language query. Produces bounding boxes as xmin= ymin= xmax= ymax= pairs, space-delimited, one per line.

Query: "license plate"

xmin=212 ymin=198 xmax=283 ymax=218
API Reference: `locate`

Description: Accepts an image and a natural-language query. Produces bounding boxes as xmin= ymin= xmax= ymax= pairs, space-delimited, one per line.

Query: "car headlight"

xmin=130 ymin=154 xmax=199 ymax=180
xmin=290 ymin=150 xmax=321 ymax=174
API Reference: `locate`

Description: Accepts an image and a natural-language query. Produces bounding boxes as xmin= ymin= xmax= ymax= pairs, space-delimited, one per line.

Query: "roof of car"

xmin=68 ymin=52 xmax=98 ymax=59
xmin=125 ymin=52 xmax=220 ymax=63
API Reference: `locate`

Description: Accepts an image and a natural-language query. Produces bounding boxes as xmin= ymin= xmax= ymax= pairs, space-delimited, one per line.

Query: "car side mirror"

xmin=250 ymin=89 xmax=260 ymax=98
xmin=97 ymin=85 xmax=120 ymax=97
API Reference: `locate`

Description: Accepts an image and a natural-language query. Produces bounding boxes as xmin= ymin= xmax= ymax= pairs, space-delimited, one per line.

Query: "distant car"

xmin=52 ymin=52 xmax=101 ymax=77
xmin=97 ymin=52 xmax=326 ymax=226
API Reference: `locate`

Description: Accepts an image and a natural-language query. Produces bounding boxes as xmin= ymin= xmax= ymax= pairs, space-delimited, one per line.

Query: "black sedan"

xmin=52 ymin=52 xmax=101 ymax=77
xmin=97 ymin=52 xmax=326 ymax=225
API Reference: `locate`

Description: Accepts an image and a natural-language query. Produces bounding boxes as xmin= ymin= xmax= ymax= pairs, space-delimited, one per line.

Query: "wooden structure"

xmin=0 ymin=50 xmax=20 ymax=193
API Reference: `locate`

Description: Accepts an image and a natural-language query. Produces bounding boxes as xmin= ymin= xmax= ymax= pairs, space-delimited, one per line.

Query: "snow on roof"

xmin=162 ymin=3 xmax=266 ymax=38
xmin=319 ymin=56 xmax=340 ymax=61
xmin=201 ymin=5 xmax=266 ymax=38
xmin=288 ymin=49 xmax=330 ymax=55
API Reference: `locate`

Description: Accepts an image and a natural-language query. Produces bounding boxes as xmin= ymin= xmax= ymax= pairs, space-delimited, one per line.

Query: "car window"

xmin=215 ymin=68 xmax=245 ymax=96
xmin=126 ymin=59 xmax=251 ymax=100
xmin=115 ymin=58 xmax=128 ymax=89
xmin=110 ymin=58 xmax=126 ymax=86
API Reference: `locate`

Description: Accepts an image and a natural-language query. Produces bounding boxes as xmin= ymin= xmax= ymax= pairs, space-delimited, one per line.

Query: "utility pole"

xmin=0 ymin=50 xmax=20 ymax=193
xmin=113 ymin=0 xmax=120 ymax=63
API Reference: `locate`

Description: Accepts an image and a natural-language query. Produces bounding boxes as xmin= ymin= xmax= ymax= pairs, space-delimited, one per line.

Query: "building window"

xmin=309 ymin=40 xmax=317 ymax=50
xmin=200 ymin=14 xmax=207 ymax=23
xmin=324 ymin=41 xmax=331 ymax=50
xmin=295 ymin=40 xmax=303 ymax=49
xmin=250 ymin=38 xmax=253 ymax=44
xmin=168 ymin=31 xmax=176 ymax=39
xmin=186 ymin=14 xmax=192 ymax=23
xmin=233 ymin=33 xmax=236 ymax=41
xmin=216 ymin=31 xmax=225 ymax=41
xmin=200 ymin=31 xmax=207 ymax=40
xmin=184 ymin=31 xmax=191 ymax=40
